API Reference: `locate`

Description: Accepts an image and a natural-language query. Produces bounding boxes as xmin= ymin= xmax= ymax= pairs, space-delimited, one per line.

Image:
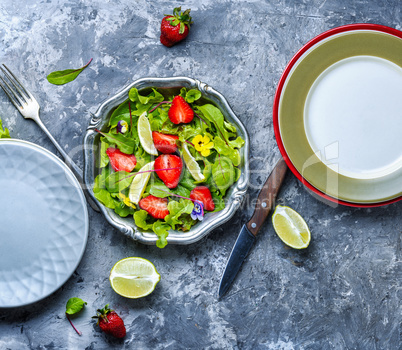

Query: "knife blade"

xmin=218 ymin=157 xmax=288 ymax=298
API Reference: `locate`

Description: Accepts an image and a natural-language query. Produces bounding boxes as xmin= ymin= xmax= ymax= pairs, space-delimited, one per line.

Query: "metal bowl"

xmin=83 ymin=77 xmax=250 ymax=245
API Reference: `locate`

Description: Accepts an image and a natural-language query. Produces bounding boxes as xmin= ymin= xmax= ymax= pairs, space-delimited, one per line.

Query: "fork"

xmin=0 ymin=64 xmax=100 ymax=212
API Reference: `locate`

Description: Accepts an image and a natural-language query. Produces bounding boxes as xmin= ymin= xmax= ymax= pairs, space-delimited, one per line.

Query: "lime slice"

xmin=138 ymin=112 xmax=158 ymax=156
xmin=182 ymin=143 xmax=205 ymax=182
xmin=272 ymin=205 xmax=311 ymax=249
xmin=109 ymin=257 xmax=160 ymax=299
xmin=128 ymin=161 xmax=155 ymax=204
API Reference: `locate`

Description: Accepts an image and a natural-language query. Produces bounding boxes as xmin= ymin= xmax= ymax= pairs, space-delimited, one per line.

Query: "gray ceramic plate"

xmin=83 ymin=77 xmax=250 ymax=245
xmin=0 ymin=139 xmax=89 ymax=307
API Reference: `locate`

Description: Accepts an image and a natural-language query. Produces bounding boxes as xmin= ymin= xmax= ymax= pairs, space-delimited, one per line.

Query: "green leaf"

xmin=93 ymin=172 xmax=117 ymax=209
xmin=212 ymin=156 xmax=235 ymax=195
xmin=66 ymin=297 xmax=87 ymax=315
xmin=213 ymin=136 xmax=241 ymax=166
xmin=105 ymin=171 xmax=133 ymax=192
xmin=128 ymin=88 xmax=164 ymax=106
xmin=47 ymin=59 xmax=92 ymax=85
xmin=185 ymin=89 xmax=201 ymax=103
xmin=153 ymin=221 xmax=171 ymax=248
xmin=0 ymin=119 xmax=10 ymax=139
xmin=149 ymin=180 xmax=191 ymax=199
xmin=134 ymin=210 xmax=154 ymax=230
xmin=224 ymin=121 xmax=237 ymax=133
xmin=97 ymin=130 xmax=135 ymax=154
xmin=165 ymin=199 xmax=194 ymax=230
xmin=99 ymin=139 xmax=110 ymax=168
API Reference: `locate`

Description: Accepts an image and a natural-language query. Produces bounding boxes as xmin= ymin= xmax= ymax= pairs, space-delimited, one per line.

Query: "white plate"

xmin=0 ymin=139 xmax=89 ymax=308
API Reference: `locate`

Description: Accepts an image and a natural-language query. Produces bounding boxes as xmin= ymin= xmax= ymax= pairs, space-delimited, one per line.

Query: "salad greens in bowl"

xmin=84 ymin=77 xmax=249 ymax=247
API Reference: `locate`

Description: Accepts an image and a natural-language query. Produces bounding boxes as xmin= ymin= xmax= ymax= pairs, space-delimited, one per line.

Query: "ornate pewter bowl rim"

xmin=83 ymin=76 xmax=250 ymax=245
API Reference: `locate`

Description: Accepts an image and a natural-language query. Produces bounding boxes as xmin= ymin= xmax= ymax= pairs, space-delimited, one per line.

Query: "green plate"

xmin=276 ymin=25 xmax=402 ymax=205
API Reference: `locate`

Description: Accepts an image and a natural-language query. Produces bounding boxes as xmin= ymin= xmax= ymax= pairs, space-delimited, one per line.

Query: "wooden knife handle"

xmin=246 ymin=157 xmax=288 ymax=236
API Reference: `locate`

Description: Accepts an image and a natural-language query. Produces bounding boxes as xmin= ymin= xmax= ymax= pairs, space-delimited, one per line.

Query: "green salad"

xmin=94 ymin=86 xmax=245 ymax=248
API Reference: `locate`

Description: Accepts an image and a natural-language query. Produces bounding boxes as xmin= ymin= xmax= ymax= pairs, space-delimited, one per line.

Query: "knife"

xmin=218 ymin=157 xmax=288 ymax=298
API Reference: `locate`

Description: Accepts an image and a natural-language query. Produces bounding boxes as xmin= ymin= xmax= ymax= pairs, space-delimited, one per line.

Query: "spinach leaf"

xmin=47 ymin=59 xmax=92 ymax=85
xmin=66 ymin=297 xmax=87 ymax=315
xmin=212 ymin=156 xmax=235 ymax=195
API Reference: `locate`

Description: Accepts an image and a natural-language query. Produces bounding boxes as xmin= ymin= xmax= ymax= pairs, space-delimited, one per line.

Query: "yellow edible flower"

xmin=192 ymin=134 xmax=214 ymax=157
xmin=119 ymin=192 xmax=136 ymax=209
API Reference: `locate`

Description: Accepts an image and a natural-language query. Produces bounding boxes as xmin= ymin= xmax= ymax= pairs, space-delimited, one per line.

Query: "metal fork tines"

xmin=0 ymin=64 xmax=100 ymax=212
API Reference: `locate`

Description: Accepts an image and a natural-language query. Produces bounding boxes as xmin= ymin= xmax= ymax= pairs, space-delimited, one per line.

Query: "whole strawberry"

xmin=92 ymin=304 xmax=126 ymax=338
xmin=160 ymin=7 xmax=193 ymax=47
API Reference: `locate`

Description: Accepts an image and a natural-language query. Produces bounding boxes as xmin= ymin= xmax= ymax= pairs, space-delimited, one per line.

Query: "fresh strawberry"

xmin=152 ymin=131 xmax=179 ymax=154
xmin=168 ymin=96 xmax=194 ymax=124
xmin=160 ymin=7 xmax=193 ymax=47
xmin=190 ymin=186 xmax=215 ymax=211
xmin=154 ymin=154 xmax=183 ymax=188
xmin=139 ymin=195 xmax=169 ymax=219
xmin=92 ymin=304 xmax=126 ymax=339
xmin=106 ymin=147 xmax=137 ymax=173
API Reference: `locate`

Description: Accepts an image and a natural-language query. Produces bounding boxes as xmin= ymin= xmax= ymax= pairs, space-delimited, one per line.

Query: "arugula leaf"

xmin=152 ymin=221 xmax=171 ymax=248
xmin=134 ymin=210 xmax=154 ymax=230
xmin=66 ymin=297 xmax=87 ymax=315
xmin=0 ymin=119 xmax=10 ymax=139
xmin=47 ymin=59 xmax=92 ymax=85
xmin=165 ymin=199 xmax=194 ymax=230
xmin=212 ymin=156 xmax=235 ymax=196
xmin=97 ymin=130 xmax=135 ymax=154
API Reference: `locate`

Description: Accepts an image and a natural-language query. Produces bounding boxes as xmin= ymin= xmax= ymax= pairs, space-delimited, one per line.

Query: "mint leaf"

xmin=66 ymin=297 xmax=87 ymax=315
xmin=47 ymin=59 xmax=92 ymax=85
xmin=0 ymin=119 xmax=10 ymax=139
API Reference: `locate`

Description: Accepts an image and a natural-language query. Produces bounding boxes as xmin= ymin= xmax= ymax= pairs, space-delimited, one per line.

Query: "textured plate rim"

xmin=273 ymin=23 xmax=402 ymax=208
xmin=0 ymin=139 xmax=89 ymax=308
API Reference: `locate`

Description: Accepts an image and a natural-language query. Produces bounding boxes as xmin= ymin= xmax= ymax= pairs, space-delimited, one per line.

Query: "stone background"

xmin=0 ymin=0 xmax=400 ymax=349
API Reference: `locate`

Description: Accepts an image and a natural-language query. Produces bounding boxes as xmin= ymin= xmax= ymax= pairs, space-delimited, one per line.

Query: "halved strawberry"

xmin=168 ymin=96 xmax=194 ymax=124
xmin=190 ymin=186 xmax=215 ymax=211
xmin=154 ymin=154 xmax=183 ymax=189
xmin=152 ymin=131 xmax=179 ymax=154
xmin=106 ymin=147 xmax=137 ymax=173
xmin=139 ymin=195 xmax=169 ymax=219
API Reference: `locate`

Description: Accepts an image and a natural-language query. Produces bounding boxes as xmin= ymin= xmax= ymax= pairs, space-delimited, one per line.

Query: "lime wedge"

xmin=272 ymin=205 xmax=311 ymax=249
xmin=109 ymin=257 xmax=160 ymax=299
xmin=182 ymin=143 xmax=205 ymax=182
xmin=128 ymin=161 xmax=155 ymax=204
xmin=138 ymin=112 xmax=158 ymax=156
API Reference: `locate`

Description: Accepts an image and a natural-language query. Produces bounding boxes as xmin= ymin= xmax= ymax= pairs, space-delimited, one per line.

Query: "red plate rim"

xmin=273 ymin=23 xmax=402 ymax=208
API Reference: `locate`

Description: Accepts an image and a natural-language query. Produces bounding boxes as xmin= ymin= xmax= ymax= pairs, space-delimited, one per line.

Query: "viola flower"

xmin=190 ymin=200 xmax=204 ymax=221
xmin=117 ymin=120 xmax=129 ymax=134
xmin=192 ymin=134 xmax=214 ymax=157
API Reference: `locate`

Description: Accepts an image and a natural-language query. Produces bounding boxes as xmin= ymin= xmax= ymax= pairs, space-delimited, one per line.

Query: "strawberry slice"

xmin=190 ymin=186 xmax=215 ymax=211
xmin=168 ymin=96 xmax=194 ymax=124
xmin=106 ymin=147 xmax=137 ymax=172
xmin=139 ymin=195 xmax=169 ymax=219
xmin=152 ymin=131 xmax=179 ymax=154
xmin=154 ymin=154 xmax=183 ymax=189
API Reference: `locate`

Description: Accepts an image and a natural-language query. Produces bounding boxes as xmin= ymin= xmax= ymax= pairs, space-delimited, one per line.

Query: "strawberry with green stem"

xmin=92 ymin=304 xmax=126 ymax=339
xmin=160 ymin=7 xmax=193 ymax=47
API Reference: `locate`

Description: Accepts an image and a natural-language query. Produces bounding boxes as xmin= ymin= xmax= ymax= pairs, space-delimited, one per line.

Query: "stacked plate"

xmin=274 ymin=24 xmax=402 ymax=207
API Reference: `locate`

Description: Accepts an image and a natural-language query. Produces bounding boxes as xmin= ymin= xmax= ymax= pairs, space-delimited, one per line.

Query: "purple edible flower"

xmin=190 ymin=200 xmax=204 ymax=221
xmin=117 ymin=120 xmax=128 ymax=134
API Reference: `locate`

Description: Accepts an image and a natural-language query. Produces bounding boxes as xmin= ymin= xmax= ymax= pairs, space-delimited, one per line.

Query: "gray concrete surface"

xmin=0 ymin=0 xmax=401 ymax=349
